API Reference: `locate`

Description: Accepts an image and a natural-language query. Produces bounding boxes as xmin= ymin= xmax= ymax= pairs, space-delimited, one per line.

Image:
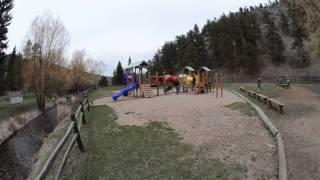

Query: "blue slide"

xmin=112 ymin=83 xmax=137 ymax=101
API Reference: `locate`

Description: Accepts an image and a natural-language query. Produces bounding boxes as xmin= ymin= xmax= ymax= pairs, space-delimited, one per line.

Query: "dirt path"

xmin=274 ymin=87 xmax=320 ymax=180
xmin=94 ymin=91 xmax=277 ymax=179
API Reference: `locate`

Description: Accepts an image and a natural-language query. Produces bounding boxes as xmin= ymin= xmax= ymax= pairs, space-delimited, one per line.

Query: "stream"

xmin=0 ymin=105 xmax=59 ymax=180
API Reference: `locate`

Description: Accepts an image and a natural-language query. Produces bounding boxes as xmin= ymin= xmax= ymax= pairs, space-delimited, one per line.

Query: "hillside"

xmin=282 ymin=0 xmax=320 ymax=61
xmin=256 ymin=0 xmax=320 ymax=76
xmin=150 ymin=0 xmax=320 ymax=79
xmin=257 ymin=0 xmax=320 ymax=78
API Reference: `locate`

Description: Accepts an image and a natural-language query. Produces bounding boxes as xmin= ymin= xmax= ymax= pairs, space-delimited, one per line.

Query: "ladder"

xmin=182 ymin=86 xmax=189 ymax=93
xmin=140 ymin=84 xmax=154 ymax=98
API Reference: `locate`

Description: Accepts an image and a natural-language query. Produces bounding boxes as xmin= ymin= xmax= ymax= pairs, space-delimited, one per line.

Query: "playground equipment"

xmin=163 ymin=75 xmax=180 ymax=94
xmin=180 ymin=66 xmax=196 ymax=93
xmin=149 ymin=72 xmax=165 ymax=96
xmin=196 ymin=66 xmax=212 ymax=94
xmin=112 ymin=61 xmax=223 ymax=100
xmin=112 ymin=83 xmax=137 ymax=101
xmin=215 ymin=71 xmax=223 ymax=98
xmin=112 ymin=61 xmax=154 ymax=101
xmin=179 ymin=66 xmax=214 ymax=95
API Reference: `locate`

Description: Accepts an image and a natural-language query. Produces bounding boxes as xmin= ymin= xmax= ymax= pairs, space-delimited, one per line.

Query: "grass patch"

xmin=296 ymin=83 xmax=320 ymax=95
xmin=226 ymin=102 xmax=256 ymax=116
xmin=0 ymin=93 xmax=37 ymax=121
xmin=64 ymin=106 xmax=244 ymax=179
xmin=90 ymin=86 xmax=126 ymax=100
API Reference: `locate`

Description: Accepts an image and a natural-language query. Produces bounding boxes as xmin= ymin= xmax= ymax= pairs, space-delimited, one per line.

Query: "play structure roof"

xmin=183 ymin=66 xmax=195 ymax=72
xmin=126 ymin=61 xmax=149 ymax=70
xmin=199 ymin=66 xmax=211 ymax=72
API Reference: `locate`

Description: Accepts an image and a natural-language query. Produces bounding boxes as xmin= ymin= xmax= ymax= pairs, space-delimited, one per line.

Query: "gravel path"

xmin=275 ymin=87 xmax=320 ymax=180
xmin=94 ymin=90 xmax=277 ymax=179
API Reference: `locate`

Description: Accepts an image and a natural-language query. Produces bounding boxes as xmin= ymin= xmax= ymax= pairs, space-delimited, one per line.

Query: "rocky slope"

xmin=282 ymin=0 xmax=320 ymax=62
xmin=252 ymin=0 xmax=320 ymax=78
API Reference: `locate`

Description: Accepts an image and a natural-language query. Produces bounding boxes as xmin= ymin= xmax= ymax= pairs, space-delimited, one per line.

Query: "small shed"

xmin=9 ymin=92 xmax=23 ymax=104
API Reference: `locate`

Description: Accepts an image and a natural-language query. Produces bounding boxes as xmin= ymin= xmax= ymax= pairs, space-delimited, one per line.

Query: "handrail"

xmin=35 ymin=97 xmax=90 ymax=180
xmin=55 ymin=134 xmax=78 ymax=180
xmin=75 ymin=106 xmax=82 ymax=119
xmin=36 ymin=122 xmax=74 ymax=180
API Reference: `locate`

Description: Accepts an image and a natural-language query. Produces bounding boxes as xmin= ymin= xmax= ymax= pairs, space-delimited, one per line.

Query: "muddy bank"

xmin=0 ymin=106 xmax=60 ymax=180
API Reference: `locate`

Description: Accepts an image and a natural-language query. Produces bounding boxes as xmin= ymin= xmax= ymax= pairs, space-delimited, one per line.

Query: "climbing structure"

xmin=196 ymin=66 xmax=212 ymax=94
xmin=140 ymin=84 xmax=154 ymax=98
xmin=180 ymin=66 xmax=196 ymax=93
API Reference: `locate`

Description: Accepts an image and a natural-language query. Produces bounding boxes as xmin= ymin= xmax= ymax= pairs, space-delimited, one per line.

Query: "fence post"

xmin=87 ymin=98 xmax=90 ymax=112
xmin=80 ymin=101 xmax=87 ymax=125
xmin=71 ymin=114 xmax=85 ymax=152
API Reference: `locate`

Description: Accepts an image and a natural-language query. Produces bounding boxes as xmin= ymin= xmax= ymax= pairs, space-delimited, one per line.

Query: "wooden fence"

xmin=35 ymin=97 xmax=90 ymax=180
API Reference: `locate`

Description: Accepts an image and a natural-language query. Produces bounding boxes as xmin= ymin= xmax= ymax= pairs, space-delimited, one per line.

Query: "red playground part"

xmin=164 ymin=75 xmax=179 ymax=84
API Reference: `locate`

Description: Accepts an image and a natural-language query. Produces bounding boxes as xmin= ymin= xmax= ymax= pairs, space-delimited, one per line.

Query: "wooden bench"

xmin=256 ymin=94 xmax=269 ymax=104
xmin=240 ymin=87 xmax=246 ymax=92
xmin=277 ymin=82 xmax=291 ymax=89
xmin=247 ymin=90 xmax=257 ymax=98
xmin=268 ymin=98 xmax=285 ymax=113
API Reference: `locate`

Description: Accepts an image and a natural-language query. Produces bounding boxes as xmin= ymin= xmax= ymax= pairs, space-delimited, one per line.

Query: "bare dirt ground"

xmin=94 ymin=90 xmax=277 ymax=179
xmin=274 ymin=87 xmax=320 ymax=180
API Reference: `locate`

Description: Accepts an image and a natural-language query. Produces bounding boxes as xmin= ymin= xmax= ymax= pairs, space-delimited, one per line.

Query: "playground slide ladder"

xmin=141 ymin=84 xmax=154 ymax=98
xmin=182 ymin=86 xmax=189 ymax=93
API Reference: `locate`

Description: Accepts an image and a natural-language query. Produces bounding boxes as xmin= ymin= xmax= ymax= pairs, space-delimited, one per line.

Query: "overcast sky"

xmin=8 ymin=0 xmax=270 ymax=75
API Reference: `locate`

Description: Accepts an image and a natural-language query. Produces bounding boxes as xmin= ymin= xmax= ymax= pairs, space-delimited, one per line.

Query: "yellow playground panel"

xmin=179 ymin=66 xmax=196 ymax=92
xmin=179 ymin=66 xmax=213 ymax=94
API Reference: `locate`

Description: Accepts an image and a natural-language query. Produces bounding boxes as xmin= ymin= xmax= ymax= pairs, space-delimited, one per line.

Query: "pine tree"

xmin=112 ymin=70 xmax=116 ymax=85
xmin=6 ymin=48 xmax=23 ymax=91
xmin=291 ymin=21 xmax=305 ymax=49
xmin=280 ymin=12 xmax=289 ymax=33
xmin=160 ymin=41 xmax=178 ymax=74
xmin=265 ymin=13 xmax=286 ymax=64
xmin=176 ymin=35 xmax=188 ymax=68
xmin=0 ymin=0 xmax=14 ymax=95
xmin=112 ymin=61 xmax=125 ymax=85
xmin=23 ymin=40 xmax=33 ymax=60
xmin=99 ymin=76 xmax=108 ymax=87
xmin=193 ymin=24 xmax=208 ymax=68
xmin=6 ymin=47 xmax=16 ymax=90
xmin=150 ymin=50 xmax=163 ymax=73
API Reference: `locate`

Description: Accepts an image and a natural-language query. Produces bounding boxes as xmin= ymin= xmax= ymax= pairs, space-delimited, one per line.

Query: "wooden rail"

xmin=35 ymin=97 xmax=90 ymax=180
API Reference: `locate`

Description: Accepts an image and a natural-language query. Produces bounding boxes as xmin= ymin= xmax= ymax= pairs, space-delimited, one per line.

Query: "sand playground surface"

xmin=94 ymin=90 xmax=277 ymax=179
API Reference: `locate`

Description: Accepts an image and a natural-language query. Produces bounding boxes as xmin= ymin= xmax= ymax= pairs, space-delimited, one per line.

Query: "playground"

xmin=90 ymin=63 xmax=280 ymax=179
xmin=59 ymin=61 xmax=320 ymax=180
xmin=57 ymin=75 xmax=320 ymax=180
xmin=95 ymin=91 xmax=277 ymax=179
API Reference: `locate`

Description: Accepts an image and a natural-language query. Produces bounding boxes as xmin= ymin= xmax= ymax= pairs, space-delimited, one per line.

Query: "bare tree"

xmin=70 ymin=49 xmax=88 ymax=90
xmin=27 ymin=11 xmax=70 ymax=112
xmin=70 ymin=50 xmax=104 ymax=89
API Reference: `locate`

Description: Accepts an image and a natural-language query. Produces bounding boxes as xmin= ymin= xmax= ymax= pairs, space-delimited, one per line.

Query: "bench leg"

xmin=279 ymin=106 xmax=284 ymax=114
